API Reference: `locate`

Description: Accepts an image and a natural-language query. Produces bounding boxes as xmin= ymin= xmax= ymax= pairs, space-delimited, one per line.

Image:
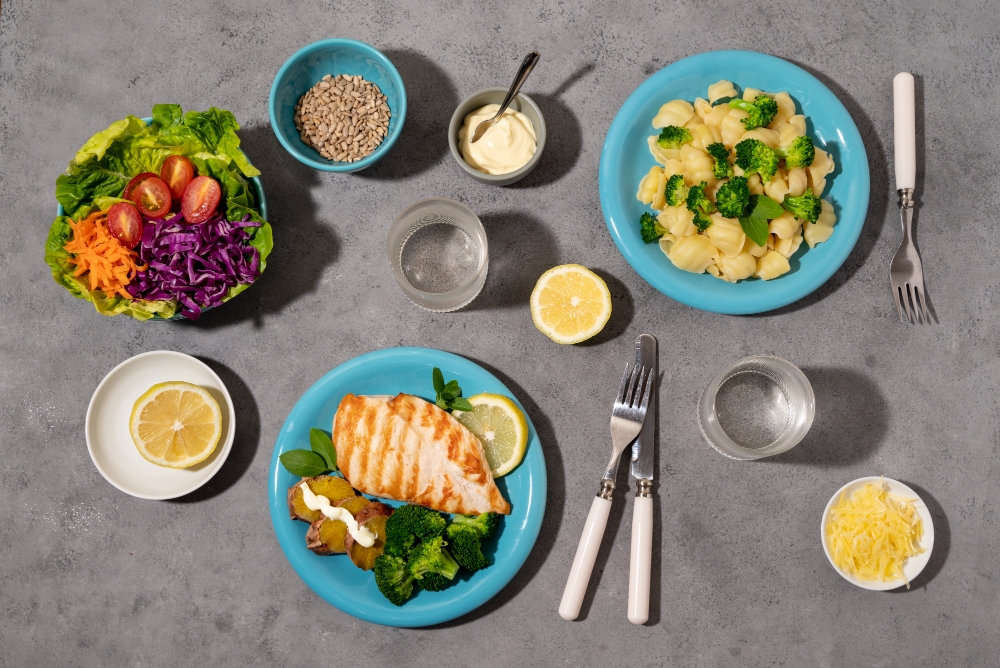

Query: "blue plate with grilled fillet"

xmin=268 ymin=347 xmax=546 ymax=627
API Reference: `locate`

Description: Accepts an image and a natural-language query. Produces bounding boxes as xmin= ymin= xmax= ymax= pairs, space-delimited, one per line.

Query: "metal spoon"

xmin=471 ymin=51 xmax=540 ymax=143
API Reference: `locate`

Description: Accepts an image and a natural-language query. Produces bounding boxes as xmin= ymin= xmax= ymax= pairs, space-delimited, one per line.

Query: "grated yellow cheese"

xmin=825 ymin=479 xmax=923 ymax=588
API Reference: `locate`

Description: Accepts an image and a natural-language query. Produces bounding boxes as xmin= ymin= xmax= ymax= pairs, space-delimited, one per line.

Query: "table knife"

xmin=628 ymin=334 xmax=657 ymax=624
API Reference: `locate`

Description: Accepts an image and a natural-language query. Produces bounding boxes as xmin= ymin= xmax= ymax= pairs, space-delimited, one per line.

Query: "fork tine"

xmin=636 ymin=369 xmax=653 ymax=411
xmin=901 ymin=285 xmax=914 ymax=323
xmin=616 ymin=363 xmax=633 ymax=403
xmin=893 ymin=286 xmax=906 ymax=322
xmin=624 ymin=364 xmax=643 ymax=406
xmin=909 ymin=284 xmax=924 ymax=324
xmin=912 ymin=285 xmax=926 ymax=323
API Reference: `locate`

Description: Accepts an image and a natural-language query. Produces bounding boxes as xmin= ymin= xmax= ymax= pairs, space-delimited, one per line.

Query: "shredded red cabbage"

xmin=127 ymin=211 xmax=262 ymax=319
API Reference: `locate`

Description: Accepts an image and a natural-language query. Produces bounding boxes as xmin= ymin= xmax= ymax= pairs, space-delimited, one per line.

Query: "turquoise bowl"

xmin=599 ymin=50 xmax=870 ymax=314
xmin=269 ymin=39 xmax=407 ymax=172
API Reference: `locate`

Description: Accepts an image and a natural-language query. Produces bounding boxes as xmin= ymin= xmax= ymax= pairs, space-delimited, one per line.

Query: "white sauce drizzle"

xmin=299 ymin=482 xmax=376 ymax=547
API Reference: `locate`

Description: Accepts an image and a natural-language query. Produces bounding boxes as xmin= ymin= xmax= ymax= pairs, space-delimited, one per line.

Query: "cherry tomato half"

xmin=123 ymin=172 xmax=158 ymax=200
xmin=106 ymin=202 xmax=144 ymax=248
xmin=181 ymin=176 xmax=222 ymax=224
xmin=130 ymin=176 xmax=172 ymax=219
xmin=160 ymin=155 xmax=195 ymax=200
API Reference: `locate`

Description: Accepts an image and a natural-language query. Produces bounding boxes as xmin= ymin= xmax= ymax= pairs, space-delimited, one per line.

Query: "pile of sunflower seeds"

xmin=294 ymin=74 xmax=391 ymax=162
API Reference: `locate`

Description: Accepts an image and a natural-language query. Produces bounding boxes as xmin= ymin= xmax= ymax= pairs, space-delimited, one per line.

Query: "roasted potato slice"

xmin=288 ymin=476 xmax=356 ymax=523
xmin=305 ymin=516 xmax=350 ymax=555
xmin=336 ymin=496 xmax=372 ymax=517
xmin=345 ymin=503 xmax=394 ymax=570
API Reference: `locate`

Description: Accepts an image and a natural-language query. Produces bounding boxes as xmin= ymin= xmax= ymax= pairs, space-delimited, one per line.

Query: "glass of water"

xmin=698 ymin=355 xmax=815 ymax=460
xmin=387 ymin=198 xmax=488 ymax=312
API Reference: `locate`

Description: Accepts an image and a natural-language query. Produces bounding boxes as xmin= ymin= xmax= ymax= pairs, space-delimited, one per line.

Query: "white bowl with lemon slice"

xmin=86 ymin=351 xmax=235 ymax=500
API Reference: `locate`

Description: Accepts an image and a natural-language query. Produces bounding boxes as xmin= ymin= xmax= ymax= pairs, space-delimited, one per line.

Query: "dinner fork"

xmin=890 ymin=72 xmax=929 ymax=323
xmin=559 ymin=362 xmax=652 ymax=621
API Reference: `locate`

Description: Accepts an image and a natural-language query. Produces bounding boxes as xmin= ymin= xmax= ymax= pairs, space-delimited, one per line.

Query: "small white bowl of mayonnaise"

xmin=449 ymin=87 xmax=546 ymax=186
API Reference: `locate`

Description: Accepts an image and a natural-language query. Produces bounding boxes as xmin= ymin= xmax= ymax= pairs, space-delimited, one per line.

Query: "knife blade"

xmin=630 ymin=334 xmax=657 ymax=481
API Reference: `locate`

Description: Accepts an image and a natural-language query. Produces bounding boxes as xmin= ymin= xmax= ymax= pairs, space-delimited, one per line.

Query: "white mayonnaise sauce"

xmin=299 ymin=482 xmax=375 ymax=547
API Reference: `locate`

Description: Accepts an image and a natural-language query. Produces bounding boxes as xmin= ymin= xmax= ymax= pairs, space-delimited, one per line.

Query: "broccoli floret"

xmin=446 ymin=524 xmax=489 ymax=571
xmin=374 ymin=554 xmax=415 ymax=606
xmin=728 ymin=95 xmax=779 ymax=130
xmin=714 ymin=176 xmax=751 ymax=219
xmin=408 ymin=535 xmax=459 ymax=586
xmin=415 ymin=572 xmax=452 ymax=592
xmin=692 ymin=211 xmax=712 ymax=233
xmin=384 ymin=504 xmax=445 ymax=558
xmin=781 ymin=191 xmax=823 ymax=223
xmin=664 ymin=174 xmax=688 ymax=208
xmin=686 ymin=181 xmax=716 ymax=216
xmin=639 ymin=212 xmax=666 ymax=244
xmin=656 ymin=125 xmax=692 ymax=150
xmin=706 ymin=142 xmax=733 ymax=179
xmin=774 ymin=135 xmax=815 ymax=169
xmin=450 ymin=512 xmax=500 ymax=539
xmin=734 ymin=139 xmax=778 ymax=183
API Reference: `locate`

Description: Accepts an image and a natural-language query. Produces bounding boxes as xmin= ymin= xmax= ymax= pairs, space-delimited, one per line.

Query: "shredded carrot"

xmin=63 ymin=210 xmax=147 ymax=299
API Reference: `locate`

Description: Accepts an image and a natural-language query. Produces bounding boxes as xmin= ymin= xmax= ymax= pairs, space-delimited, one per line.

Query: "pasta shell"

xmin=652 ymin=99 xmax=694 ymax=129
xmin=667 ymin=234 xmax=718 ymax=274
xmin=708 ymin=80 xmax=738 ymax=103
xmin=755 ymin=250 xmax=791 ymax=280
xmin=768 ymin=91 xmax=796 ymax=130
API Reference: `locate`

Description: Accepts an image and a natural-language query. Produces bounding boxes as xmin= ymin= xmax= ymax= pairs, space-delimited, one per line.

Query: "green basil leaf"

xmin=432 ymin=367 xmax=445 ymax=394
xmin=449 ymin=397 xmax=474 ymax=412
xmin=279 ymin=450 xmax=330 ymax=477
xmin=436 ymin=397 xmax=450 ymax=411
xmin=738 ymin=214 xmax=770 ymax=248
xmin=748 ymin=194 xmax=784 ymax=220
xmin=309 ymin=428 xmax=337 ymax=471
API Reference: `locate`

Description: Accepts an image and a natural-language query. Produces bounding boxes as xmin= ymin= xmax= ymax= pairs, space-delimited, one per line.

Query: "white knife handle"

xmin=893 ymin=72 xmax=916 ymax=190
xmin=628 ymin=494 xmax=653 ymax=624
xmin=559 ymin=494 xmax=612 ymax=621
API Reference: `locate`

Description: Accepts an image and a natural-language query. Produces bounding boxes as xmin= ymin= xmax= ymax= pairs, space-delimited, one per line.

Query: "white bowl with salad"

xmin=45 ymin=105 xmax=273 ymax=321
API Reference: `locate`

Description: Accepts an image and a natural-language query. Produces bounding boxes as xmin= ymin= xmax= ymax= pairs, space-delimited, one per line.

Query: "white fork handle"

xmin=893 ymin=72 xmax=916 ymax=190
xmin=559 ymin=495 xmax=612 ymax=620
xmin=628 ymin=495 xmax=653 ymax=624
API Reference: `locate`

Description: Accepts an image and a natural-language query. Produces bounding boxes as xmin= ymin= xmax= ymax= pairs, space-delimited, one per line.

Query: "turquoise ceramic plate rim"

xmin=267 ymin=347 xmax=547 ymax=627
xmin=53 ymin=118 xmax=267 ymax=322
xmin=599 ymin=50 xmax=870 ymax=314
xmin=268 ymin=38 xmax=407 ymax=172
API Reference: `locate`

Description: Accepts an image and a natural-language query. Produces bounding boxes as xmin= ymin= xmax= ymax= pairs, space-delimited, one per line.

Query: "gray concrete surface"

xmin=1 ymin=0 xmax=997 ymax=666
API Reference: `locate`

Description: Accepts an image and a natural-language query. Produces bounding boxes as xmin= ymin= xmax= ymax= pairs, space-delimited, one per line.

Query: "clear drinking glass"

xmin=698 ymin=355 xmax=815 ymax=460
xmin=386 ymin=198 xmax=489 ymax=312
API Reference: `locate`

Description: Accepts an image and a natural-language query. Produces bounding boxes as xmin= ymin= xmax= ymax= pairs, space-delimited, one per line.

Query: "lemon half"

xmin=530 ymin=264 xmax=612 ymax=344
xmin=453 ymin=393 xmax=528 ymax=477
xmin=129 ymin=381 xmax=222 ymax=469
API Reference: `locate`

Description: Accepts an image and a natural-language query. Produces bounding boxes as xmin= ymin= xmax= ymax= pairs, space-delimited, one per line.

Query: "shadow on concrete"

xmin=356 ymin=49 xmax=458 ymax=180
xmin=465 ymin=211 xmax=559 ymax=310
xmin=182 ymin=123 xmax=338 ymax=329
xmin=169 ymin=358 xmax=260 ymax=502
xmin=508 ymin=63 xmax=592 ymax=189
xmin=426 ymin=358 xmax=562 ymax=628
xmin=890 ymin=482 xmax=949 ymax=591
xmin=771 ymin=368 xmax=887 ymax=466
xmin=578 ymin=269 xmax=634 ymax=346
xmin=746 ymin=60 xmax=890 ymax=317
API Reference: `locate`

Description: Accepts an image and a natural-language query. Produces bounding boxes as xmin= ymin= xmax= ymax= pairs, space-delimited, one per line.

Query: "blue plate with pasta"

xmin=268 ymin=347 xmax=546 ymax=627
xmin=599 ymin=50 xmax=869 ymax=314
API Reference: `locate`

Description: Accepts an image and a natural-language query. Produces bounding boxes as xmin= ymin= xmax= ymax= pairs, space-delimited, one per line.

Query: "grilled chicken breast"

xmin=333 ymin=393 xmax=511 ymax=515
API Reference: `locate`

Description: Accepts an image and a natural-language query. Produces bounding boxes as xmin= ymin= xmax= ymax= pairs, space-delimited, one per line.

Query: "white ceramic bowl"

xmin=86 ymin=351 xmax=235 ymax=499
xmin=821 ymin=476 xmax=934 ymax=590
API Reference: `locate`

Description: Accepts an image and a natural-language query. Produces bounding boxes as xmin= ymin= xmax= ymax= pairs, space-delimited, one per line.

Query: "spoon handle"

xmin=496 ymin=51 xmax=540 ymax=118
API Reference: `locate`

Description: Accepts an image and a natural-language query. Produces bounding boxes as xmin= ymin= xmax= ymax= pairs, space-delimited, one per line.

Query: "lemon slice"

xmin=129 ymin=381 xmax=222 ymax=469
xmin=530 ymin=264 xmax=612 ymax=344
xmin=453 ymin=393 xmax=528 ymax=477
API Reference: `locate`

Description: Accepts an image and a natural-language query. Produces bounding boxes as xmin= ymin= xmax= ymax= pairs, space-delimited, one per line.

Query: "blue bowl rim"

xmin=598 ymin=49 xmax=871 ymax=315
xmin=268 ymin=38 xmax=407 ymax=172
